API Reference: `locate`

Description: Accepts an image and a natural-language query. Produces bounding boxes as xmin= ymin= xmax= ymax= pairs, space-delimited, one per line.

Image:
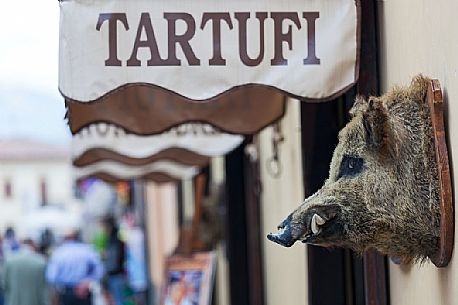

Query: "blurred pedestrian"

xmin=0 ymin=236 xmax=4 ymax=305
xmin=39 ymin=228 xmax=55 ymax=256
xmin=1 ymin=238 xmax=49 ymax=305
xmin=2 ymin=228 xmax=20 ymax=258
xmin=46 ymin=229 xmax=104 ymax=305
xmin=101 ymin=217 xmax=125 ymax=305
xmin=125 ymin=225 xmax=147 ymax=305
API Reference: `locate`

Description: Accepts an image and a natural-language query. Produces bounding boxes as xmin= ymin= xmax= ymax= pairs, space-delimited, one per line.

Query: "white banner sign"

xmin=72 ymin=123 xmax=243 ymax=160
xmin=60 ymin=0 xmax=360 ymax=102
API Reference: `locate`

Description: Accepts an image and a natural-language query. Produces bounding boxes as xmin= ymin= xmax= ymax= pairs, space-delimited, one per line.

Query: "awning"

xmin=60 ymin=0 xmax=360 ymax=135
xmin=74 ymin=160 xmax=199 ymax=183
xmin=66 ymin=86 xmax=286 ymax=135
xmin=74 ymin=147 xmax=210 ymax=168
xmin=72 ymin=123 xmax=243 ymax=182
xmin=80 ymin=172 xmax=180 ymax=184
xmin=72 ymin=123 xmax=243 ymax=163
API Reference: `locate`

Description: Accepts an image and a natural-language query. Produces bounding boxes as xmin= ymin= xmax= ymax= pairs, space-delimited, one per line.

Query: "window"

xmin=40 ymin=178 xmax=47 ymax=206
xmin=4 ymin=179 xmax=12 ymax=199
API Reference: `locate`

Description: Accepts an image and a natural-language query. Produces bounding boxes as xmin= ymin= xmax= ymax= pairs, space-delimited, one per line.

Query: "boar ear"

xmin=363 ymin=98 xmax=388 ymax=149
xmin=349 ymin=95 xmax=368 ymax=117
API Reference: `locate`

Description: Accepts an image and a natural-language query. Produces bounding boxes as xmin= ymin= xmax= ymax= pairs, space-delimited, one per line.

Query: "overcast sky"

xmin=0 ymin=0 xmax=70 ymax=144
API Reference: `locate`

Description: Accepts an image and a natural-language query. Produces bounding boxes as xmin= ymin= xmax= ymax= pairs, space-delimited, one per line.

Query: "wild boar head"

xmin=268 ymin=76 xmax=440 ymax=263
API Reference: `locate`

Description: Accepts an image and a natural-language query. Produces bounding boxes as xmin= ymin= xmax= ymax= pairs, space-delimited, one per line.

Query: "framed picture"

xmin=161 ymin=251 xmax=216 ymax=305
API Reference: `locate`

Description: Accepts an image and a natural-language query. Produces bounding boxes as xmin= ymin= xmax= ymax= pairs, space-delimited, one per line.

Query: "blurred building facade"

xmin=0 ymin=139 xmax=80 ymax=237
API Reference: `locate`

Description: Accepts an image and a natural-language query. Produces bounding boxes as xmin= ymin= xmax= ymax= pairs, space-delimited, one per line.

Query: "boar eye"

xmin=337 ymin=155 xmax=364 ymax=179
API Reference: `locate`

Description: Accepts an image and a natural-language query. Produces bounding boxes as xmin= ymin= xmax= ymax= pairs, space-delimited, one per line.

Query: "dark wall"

xmin=224 ymin=142 xmax=265 ymax=305
xmin=225 ymin=144 xmax=251 ymax=305
xmin=301 ymin=97 xmax=365 ymax=305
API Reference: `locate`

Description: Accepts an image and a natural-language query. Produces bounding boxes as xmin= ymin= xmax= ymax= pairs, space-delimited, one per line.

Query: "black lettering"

xmin=235 ymin=12 xmax=267 ymax=67
xmin=127 ymin=13 xmax=167 ymax=66
xmin=96 ymin=13 xmax=129 ymax=66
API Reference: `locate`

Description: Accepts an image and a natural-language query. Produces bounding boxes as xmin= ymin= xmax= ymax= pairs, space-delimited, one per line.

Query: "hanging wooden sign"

xmin=60 ymin=0 xmax=360 ymax=103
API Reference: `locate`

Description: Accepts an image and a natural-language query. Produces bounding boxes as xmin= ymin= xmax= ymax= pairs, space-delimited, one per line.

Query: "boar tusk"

xmin=315 ymin=214 xmax=326 ymax=225
xmin=311 ymin=214 xmax=326 ymax=234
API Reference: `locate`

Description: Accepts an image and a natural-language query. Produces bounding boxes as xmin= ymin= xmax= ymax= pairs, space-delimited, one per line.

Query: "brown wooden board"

xmin=364 ymin=250 xmax=388 ymax=305
xmin=427 ymin=79 xmax=454 ymax=267
xmin=66 ymin=85 xmax=286 ymax=135
xmin=73 ymin=147 xmax=210 ymax=168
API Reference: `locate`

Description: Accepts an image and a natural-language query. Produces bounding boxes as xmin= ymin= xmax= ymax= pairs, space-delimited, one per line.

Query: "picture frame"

xmin=161 ymin=251 xmax=216 ymax=305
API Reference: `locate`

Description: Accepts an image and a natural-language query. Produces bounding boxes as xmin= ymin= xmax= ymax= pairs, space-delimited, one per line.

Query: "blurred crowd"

xmin=0 ymin=216 xmax=147 ymax=305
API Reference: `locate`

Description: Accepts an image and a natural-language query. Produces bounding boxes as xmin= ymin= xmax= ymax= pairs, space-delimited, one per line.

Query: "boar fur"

xmin=268 ymin=75 xmax=440 ymax=264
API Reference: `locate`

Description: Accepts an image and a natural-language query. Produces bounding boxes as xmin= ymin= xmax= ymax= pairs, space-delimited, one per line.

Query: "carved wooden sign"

xmin=60 ymin=0 xmax=360 ymax=103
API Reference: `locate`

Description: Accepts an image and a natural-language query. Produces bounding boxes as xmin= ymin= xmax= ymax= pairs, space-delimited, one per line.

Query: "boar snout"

xmin=268 ymin=204 xmax=341 ymax=248
xmin=267 ymin=214 xmax=295 ymax=247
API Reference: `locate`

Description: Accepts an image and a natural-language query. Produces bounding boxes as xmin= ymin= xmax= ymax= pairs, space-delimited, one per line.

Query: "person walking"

xmin=2 ymin=238 xmax=49 ymax=305
xmin=101 ymin=217 xmax=126 ymax=305
xmin=46 ymin=230 xmax=104 ymax=305
xmin=2 ymin=228 xmax=20 ymax=259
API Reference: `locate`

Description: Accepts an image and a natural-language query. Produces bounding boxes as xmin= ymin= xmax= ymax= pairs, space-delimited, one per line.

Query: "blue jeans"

xmin=58 ymin=287 xmax=92 ymax=305
xmin=107 ymin=274 xmax=125 ymax=305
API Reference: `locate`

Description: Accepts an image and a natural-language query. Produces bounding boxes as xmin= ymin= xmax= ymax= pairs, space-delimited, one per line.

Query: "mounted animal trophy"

xmin=268 ymin=75 xmax=453 ymax=266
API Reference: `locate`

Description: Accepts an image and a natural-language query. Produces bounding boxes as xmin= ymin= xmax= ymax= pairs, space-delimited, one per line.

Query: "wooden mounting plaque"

xmin=427 ymin=79 xmax=454 ymax=268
